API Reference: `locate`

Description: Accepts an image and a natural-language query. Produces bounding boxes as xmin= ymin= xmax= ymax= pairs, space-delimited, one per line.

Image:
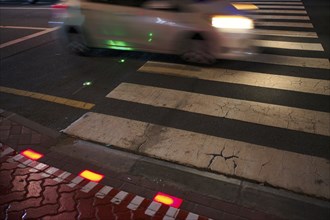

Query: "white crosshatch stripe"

xmin=0 ymin=147 xmax=14 ymax=157
xmin=127 ymin=195 xmax=144 ymax=210
xmin=81 ymin=181 xmax=98 ymax=193
xmin=111 ymin=191 xmax=128 ymax=204
xmin=251 ymin=15 xmax=309 ymax=20
xmin=29 ymin=162 xmax=47 ymax=172
xmin=42 ymin=167 xmax=59 ymax=177
xmin=12 ymin=154 xmax=24 ymax=161
xmin=251 ymin=40 xmax=324 ymax=51
xmin=238 ymin=2 xmax=303 ymax=5
xmin=164 ymin=207 xmax=179 ymax=219
xmin=95 ymin=185 xmax=113 ymax=199
xmin=252 ymin=9 xmax=307 ymax=14
xmin=138 ymin=61 xmax=330 ymax=95
xmin=17 ymin=158 xmax=33 ymax=168
xmin=256 ymin=5 xmax=305 ymax=9
xmin=252 ymin=29 xmax=317 ymax=38
xmin=53 ymin=171 xmax=71 ymax=182
xmin=145 ymin=201 xmax=162 ymax=216
xmin=186 ymin=213 xmax=199 ymax=220
xmin=255 ymin=21 xmax=313 ymax=28
xmin=67 ymin=176 xmax=84 ymax=188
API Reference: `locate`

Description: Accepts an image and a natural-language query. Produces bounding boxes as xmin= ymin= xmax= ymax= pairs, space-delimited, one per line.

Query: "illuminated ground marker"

xmin=21 ymin=149 xmax=44 ymax=160
xmin=79 ymin=169 xmax=104 ymax=182
xmin=153 ymin=192 xmax=183 ymax=208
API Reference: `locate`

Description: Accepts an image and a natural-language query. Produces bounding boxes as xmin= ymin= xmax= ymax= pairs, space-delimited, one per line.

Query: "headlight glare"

xmin=212 ymin=16 xmax=254 ymax=30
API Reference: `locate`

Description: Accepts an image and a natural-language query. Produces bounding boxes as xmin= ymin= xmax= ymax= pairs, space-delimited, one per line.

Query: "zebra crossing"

xmin=63 ymin=0 xmax=330 ymax=200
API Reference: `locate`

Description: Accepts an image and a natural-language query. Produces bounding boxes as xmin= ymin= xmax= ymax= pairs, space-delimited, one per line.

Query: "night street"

xmin=0 ymin=0 xmax=329 ymax=219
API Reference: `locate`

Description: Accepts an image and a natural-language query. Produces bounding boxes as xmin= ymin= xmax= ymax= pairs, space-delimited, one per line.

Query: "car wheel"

xmin=66 ymin=28 xmax=91 ymax=56
xmin=181 ymin=38 xmax=216 ymax=65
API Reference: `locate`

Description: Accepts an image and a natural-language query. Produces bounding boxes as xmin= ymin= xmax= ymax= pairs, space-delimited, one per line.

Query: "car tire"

xmin=181 ymin=37 xmax=216 ymax=65
xmin=65 ymin=27 xmax=92 ymax=56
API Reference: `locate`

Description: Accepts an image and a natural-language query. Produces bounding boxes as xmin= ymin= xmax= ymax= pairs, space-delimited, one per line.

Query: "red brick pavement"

xmin=0 ymin=145 xmax=210 ymax=220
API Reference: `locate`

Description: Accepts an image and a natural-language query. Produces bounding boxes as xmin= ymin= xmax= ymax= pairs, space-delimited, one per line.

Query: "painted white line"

xmin=145 ymin=201 xmax=162 ymax=216
xmin=237 ymin=2 xmax=303 ymax=5
xmin=29 ymin=162 xmax=47 ymax=173
xmin=251 ymin=15 xmax=309 ymax=20
xmin=111 ymin=191 xmax=128 ymax=205
xmin=0 ymin=27 xmax=59 ymax=49
xmin=164 ymin=207 xmax=179 ymax=219
xmin=18 ymin=158 xmax=33 ymax=168
xmin=186 ymin=213 xmax=199 ymax=220
xmin=42 ymin=167 xmax=59 ymax=178
xmin=67 ymin=176 xmax=84 ymax=188
xmin=138 ymin=61 xmax=330 ymax=95
xmin=127 ymin=196 xmax=144 ymax=211
xmin=252 ymin=29 xmax=317 ymax=38
xmin=252 ymin=39 xmax=324 ymax=51
xmin=239 ymin=53 xmax=330 ymax=69
xmin=12 ymin=154 xmax=24 ymax=161
xmin=255 ymin=21 xmax=313 ymax=28
xmin=81 ymin=181 xmax=98 ymax=193
xmin=0 ymin=147 xmax=14 ymax=157
xmin=0 ymin=25 xmax=47 ymax=30
xmin=95 ymin=186 xmax=113 ymax=199
xmin=62 ymin=112 xmax=330 ymax=199
xmin=257 ymin=5 xmax=305 ymax=9
xmin=53 ymin=171 xmax=71 ymax=183
xmin=107 ymin=83 xmax=330 ymax=136
xmin=252 ymin=9 xmax=306 ymax=14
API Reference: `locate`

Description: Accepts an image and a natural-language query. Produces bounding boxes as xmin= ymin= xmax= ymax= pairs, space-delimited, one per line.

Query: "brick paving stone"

xmin=42 ymin=185 xmax=60 ymax=205
xmin=0 ymin=161 xmax=19 ymax=170
xmin=43 ymin=177 xmax=64 ymax=187
xmin=131 ymin=208 xmax=153 ymax=220
xmin=25 ymin=204 xmax=60 ymax=219
xmin=58 ymin=181 xmax=79 ymax=193
xmin=28 ymin=171 xmax=50 ymax=181
xmin=0 ymin=191 xmax=26 ymax=205
xmin=11 ymin=174 xmax=28 ymax=192
xmin=6 ymin=210 xmax=26 ymax=220
xmin=42 ymin=211 xmax=78 ymax=220
xmin=26 ymin=180 xmax=43 ymax=198
xmin=13 ymin=166 xmax=35 ymax=176
xmin=8 ymin=197 xmax=42 ymax=212
xmin=0 ymin=169 xmax=14 ymax=192
xmin=77 ymin=197 xmax=96 ymax=219
xmin=95 ymin=204 xmax=117 ymax=219
xmin=58 ymin=192 xmax=77 ymax=212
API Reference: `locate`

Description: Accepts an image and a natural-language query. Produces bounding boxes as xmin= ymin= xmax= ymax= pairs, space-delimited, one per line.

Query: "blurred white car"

xmin=52 ymin=0 xmax=254 ymax=64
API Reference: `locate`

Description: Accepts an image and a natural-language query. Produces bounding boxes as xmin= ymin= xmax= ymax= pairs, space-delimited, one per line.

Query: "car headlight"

xmin=212 ymin=15 xmax=254 ymax=30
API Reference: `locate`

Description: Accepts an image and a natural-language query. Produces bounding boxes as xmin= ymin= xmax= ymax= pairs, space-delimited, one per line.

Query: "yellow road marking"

xmin=0 ymin=86 xmax=95 ymax=110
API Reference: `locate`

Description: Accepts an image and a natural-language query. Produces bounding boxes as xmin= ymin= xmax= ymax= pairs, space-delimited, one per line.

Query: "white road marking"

xmin=256 ymin=5 xmax=305 ymax=9
xmin=252 ymin=29 xmax=317 ymax=38
xmin=238 ymin=53 xmax=330 ymax=69
xmin=0 ymin=25 xmax=47 ymax=30
xmin=107 ymin=83 xmax=330 ymax=136
xmin=42 ymin=167 xmax=59 ymax=178
xmin=252 ymin=9 xmax=306 ymax=14
xmin=81 ymin=181 xmax=98 ymax=193
xmin=12 ymin=154 xmax=24 ymax=161
xmin=17 ymin=158 xmax=33 ymax=168
xmin=95 ymin=186 xmax=113 ymax=199
xmin=186 ymin=213 xmax=199 ymax=220
xmin=0 ymin=147 xmax=14 ymax=157
xmin=62 ymin=112 xmax=330 ymax=199
xmin=111 ymin=191 xmax=128 ymax=205
xmin=29 ymin=162 xmax=47 ymax=172
xmin=237 ymin=2 xmax=303 ymax=5
xmin=138 ymin=61 xmax=330 ymax=95
xmin=145 ymin=201 xmax=162 ymax=216
xmin=67 ymin=176 xmax=84 ymax=188
xmin=255 ymin=21 xmax=313 ymax=28
xmin=0 ymin=27 xmax=59 ymax=49
xmin=53 ymin=171 xmax=71 ymax=183
xmin=252 ymin=39 xmax=324 ymax=51
xmin=164 ymin=207 xmax=179 ymax=219
xmin=127 ymin=196 xmax=144 ymax=210
xmin=251 ymin=15 xmax=309 ymax=20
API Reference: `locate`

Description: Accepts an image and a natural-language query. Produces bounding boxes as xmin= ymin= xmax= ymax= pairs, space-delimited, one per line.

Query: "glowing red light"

xmin=79 ymin=170 xmax=104 ymax=182
xmin=21 ymin=149 xmax=44 ymax=160
xmin=153 ymin=192 xmax=183 ymax=208
xmin=51 ymin=4 xmax=68 ymax=9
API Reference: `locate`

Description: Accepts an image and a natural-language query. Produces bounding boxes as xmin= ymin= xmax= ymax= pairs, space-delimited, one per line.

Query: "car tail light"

xmin=51 ymin=4 xmax=68 ymax=9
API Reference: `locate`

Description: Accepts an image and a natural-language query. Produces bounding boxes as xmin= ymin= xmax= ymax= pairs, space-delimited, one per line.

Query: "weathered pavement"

xmin=1 ymin=109 xmax=329 ymax=220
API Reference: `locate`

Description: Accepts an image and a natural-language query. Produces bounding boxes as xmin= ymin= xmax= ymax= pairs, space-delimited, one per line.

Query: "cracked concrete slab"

xmin=63 ymin=112 xmax=330 ymax=199
xmin=107 ymin=83 xmax=330 ymax=136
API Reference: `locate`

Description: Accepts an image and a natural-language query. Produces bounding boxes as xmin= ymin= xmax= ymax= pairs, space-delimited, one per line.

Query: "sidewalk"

xmin=1 ymin=109 xmax=329 ymax=220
